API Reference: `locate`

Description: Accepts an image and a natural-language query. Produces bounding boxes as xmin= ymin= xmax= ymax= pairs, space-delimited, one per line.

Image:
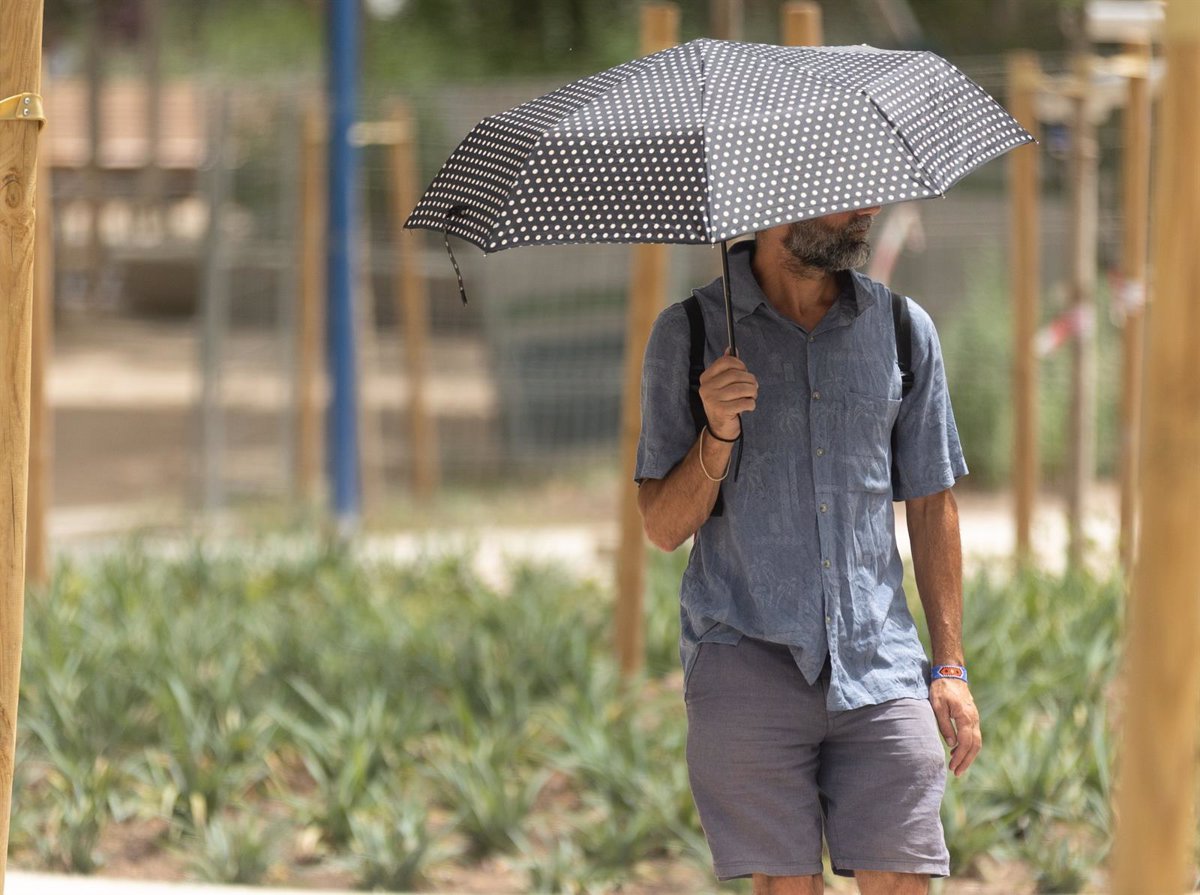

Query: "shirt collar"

xmin=717 ymin=239 xmax=877 ymax=322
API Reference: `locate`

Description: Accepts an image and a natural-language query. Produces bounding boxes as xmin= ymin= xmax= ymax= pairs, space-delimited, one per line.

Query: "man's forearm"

xmin=906 ymin=490 xmax=964 ymax=666
xmin=638 ymin=432 xmax=733 ymax=551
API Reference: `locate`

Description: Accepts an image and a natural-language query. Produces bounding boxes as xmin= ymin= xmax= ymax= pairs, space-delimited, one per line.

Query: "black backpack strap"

xmin=683 ymin=295 xmax=708 ymax=433
xmin=892 ymin=291 xmax=914 ymax=398
xmin=683 ymin=294 xmax=724 ymax=517
xmin=891 ymin=291 xmax=913 ymax=495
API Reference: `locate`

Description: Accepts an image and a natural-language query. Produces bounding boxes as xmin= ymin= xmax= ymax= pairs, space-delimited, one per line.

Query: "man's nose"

xmin=857 ymin=205 xmax=883 ymax=218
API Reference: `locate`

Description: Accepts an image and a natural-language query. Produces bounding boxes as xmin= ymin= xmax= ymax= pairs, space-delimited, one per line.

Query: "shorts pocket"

xmin=683 ymin=642 xmax=707 ymax=701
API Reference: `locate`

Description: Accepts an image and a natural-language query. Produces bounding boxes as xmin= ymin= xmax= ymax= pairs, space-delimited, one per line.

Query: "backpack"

xmin=682 ymin=289 xmax=913 ymax=516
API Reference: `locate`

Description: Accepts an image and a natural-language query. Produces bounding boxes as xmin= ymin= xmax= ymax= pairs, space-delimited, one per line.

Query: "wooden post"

xmin=388 ymin=100 xmax=439 ymax=502
xmin=27 ymin=138 xmax=52 ymax=587
xmin=354 ymin=207 xmax=385 ymax=518
xmin=137 ymin=0 xmax=164 ymax=238
xmin=1065 ymin=55 xmax=1098 ymax=572
xmin=198 ymin=90 xmax=234 ymax=515
xmin=275 ymin=99 xmax=301 ymax=501
xmin=615 ymin=2 xmax=679 ymax=678
xmin=1117 ymin=42 xmax=1152 ymax=575
xmin=1111 ymin=3 xmax=1200 ymax=892
xmin=1007 ymin=51 xmax=1042 ymax=567
xmin=297 ymin=104 xmax=326 ymax=504
xmin=781 ymin=1 xmax=823 ymax=46
xmin=0 ymin=2 xmax=45 ymax=887
xmin=84 ymin=1 xmax=103 ymax=308
xmin=710 ymin=0 xmax=742 ymax=41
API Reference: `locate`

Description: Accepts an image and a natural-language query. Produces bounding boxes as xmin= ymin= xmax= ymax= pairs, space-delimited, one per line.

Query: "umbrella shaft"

xmin=721 ymin=240 xmax=737 ymax=355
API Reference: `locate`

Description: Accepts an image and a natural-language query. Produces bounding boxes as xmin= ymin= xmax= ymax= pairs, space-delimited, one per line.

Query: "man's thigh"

xmin=685 ymin=637 xmax=829 ymax=881
xmin=818 ymin=697 xmax=950 ymax=879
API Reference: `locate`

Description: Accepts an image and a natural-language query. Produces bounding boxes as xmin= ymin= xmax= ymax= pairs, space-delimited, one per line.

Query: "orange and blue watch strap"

xmin=932 ymin=664 xmax=968 ymax=684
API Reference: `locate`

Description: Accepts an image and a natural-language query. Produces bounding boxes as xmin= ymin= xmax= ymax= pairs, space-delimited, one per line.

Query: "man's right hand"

xmin=699 ymin=349 xmax=758 ymax=440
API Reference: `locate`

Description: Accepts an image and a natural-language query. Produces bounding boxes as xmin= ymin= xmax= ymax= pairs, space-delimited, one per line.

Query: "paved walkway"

xmin=4 ymin=871 xmax=390 ymax=895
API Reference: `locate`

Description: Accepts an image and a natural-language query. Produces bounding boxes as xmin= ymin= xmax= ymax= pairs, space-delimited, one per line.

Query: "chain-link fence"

xmin=43 ymin=50 xmax=1137 ymax=530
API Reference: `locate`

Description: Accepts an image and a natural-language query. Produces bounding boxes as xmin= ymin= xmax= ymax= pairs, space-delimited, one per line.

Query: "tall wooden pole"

xmin=781 ymin=1 xmax=823 ymax=46
xmin=137 ymin=0 xmax=164 ymax=236
xmin=1117 ymin=42 xmax=1151 ymax=576
xmin=84 ymin=1 xmax=103 ymax=308
xmin=297 ymin=105 xmax=326 ymax=504
xmin=710 ymin=0 xmax=742 ymax=41
xmin=388 ymin=100 xmax=439 ymax=502
xmin=275 ymin=100 xmax=301 ymax=501
xmin=1065 ymin=55 xmax=1098 ymax=572
xmin=198 ymin=91 xmax=233 ymax=515
xmin=354 ymin=208 xmax=386 ymax=518
xmin=1007 ymin=52 xmax=1042 ymax=567
xmin=1112 ymin=4 xmax=1200 ymax=892
xmin=0 ymin=3 xmax=46 ymax=887
xmin=615 ymin=2 xmax=679 ymax=678
xmin=27 ymin=137 xmax=52 ymax=587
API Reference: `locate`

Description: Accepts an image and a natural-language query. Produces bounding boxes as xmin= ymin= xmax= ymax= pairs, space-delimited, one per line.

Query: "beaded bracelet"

xmin=699 ymin=426 xmax=732 ymax=482
xmin=931 ymin=664 xmax=969 ymax=684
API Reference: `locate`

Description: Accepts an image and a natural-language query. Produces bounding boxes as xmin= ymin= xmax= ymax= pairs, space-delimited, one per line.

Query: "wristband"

xmin=931 ymin=664 xmax=968 ymax=684
xmin=705 ymin=424 xmax=739 ymax=444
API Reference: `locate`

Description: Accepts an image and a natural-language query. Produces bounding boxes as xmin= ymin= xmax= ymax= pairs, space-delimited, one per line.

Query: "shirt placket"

xmin=808 ymin=305 xmax=856 ymax=693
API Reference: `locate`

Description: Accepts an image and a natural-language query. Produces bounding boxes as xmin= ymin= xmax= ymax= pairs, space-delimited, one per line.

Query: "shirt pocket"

xmin=841 ymin=391 xmax=902 ymax=493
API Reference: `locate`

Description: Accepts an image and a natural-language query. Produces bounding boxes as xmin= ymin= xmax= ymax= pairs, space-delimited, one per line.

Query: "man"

xmin=634 ymin=206 xmax=981 ymax=895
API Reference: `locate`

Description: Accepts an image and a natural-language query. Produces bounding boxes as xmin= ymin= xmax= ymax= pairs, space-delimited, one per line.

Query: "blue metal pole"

xmin=327 ymin=0 xmax=360 ymax=528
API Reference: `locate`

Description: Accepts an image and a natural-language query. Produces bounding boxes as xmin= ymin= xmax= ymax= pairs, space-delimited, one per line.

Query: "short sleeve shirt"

xmin=635 ymin=240 xmax=968 ymax=711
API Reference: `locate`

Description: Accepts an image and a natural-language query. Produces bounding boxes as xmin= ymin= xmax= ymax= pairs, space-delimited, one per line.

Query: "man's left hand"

xmin=930 ymin=678 xmax=981 ymax=776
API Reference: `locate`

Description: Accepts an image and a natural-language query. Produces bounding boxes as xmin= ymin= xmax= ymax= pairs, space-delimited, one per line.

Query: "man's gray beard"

xmin=782 ymin=218 xmax=872 ymax=275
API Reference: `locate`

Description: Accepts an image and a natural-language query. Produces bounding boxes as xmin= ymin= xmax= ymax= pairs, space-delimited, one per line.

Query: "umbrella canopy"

xmin=406 ymin=38 xmax=1033 ymax=253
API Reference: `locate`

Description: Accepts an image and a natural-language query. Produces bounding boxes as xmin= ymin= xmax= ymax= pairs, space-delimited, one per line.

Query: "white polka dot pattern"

xmin=406 ymin=39 xmax=1033 ymax=251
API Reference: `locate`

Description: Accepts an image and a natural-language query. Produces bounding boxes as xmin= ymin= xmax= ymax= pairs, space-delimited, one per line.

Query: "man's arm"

xmin=639 ymin=432 xmax=732 ymax=551
xmin=906 ymin=487 xmax=981 ymax=776
xmin=639 ymin=350 xmax=757 ymax=551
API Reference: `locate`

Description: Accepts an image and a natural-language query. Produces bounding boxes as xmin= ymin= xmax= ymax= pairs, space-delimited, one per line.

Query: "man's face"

xmin=782 ymin=207 xmax=881 ymax=273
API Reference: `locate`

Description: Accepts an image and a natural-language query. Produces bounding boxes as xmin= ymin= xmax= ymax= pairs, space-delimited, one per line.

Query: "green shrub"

xmin=178 ymin=807 xmax=283 ymax=885
xmin=13 ymin=538 xmax=1127 ymax=891
xmin=914 ymin=565 xmax=1123 ymax=886
xmin=347 ymin=784 xmax=449 ymax=892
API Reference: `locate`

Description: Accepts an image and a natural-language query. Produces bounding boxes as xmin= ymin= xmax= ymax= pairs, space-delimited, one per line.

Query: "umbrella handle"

xmin=443 ymin=206 xmax=469 ymax=305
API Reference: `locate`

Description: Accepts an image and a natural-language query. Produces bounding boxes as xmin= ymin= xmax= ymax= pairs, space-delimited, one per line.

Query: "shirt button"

xmin=816 ymin=448 xmax=825 ymax=457
xmin=812 ymin=390 xmax=821 ymax=400
xmin=819 ymin=503 xmax=828 ymax=513
xmin=822 ymin=559 xmax=831 ymax=569
xmin=808 ymin=335 xmax=816 ymax=343
xmin=825 ymin=615 xmax=832 ymax=623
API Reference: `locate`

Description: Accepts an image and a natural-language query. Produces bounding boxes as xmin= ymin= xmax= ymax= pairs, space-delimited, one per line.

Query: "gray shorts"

xmin=684 ymin=636 xmax=950 ymax=881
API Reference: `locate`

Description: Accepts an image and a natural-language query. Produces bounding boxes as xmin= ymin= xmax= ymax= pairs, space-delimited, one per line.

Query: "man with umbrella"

xmin=408 ymin=37 xmax=1027 ymax=893
xmin=635 ymin=205 xmax=980 ymax=894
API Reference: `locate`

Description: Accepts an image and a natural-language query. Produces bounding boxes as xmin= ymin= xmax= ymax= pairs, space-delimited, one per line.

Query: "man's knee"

xmin=752 ymin=873 xmax=824 ymax=895
xmin=854 ymin=870 xmax=928 ymax=895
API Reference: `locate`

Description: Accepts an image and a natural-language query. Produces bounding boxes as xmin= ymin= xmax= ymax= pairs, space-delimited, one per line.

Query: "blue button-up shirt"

xmin=635 ymin=240 xmax=968 ymax=711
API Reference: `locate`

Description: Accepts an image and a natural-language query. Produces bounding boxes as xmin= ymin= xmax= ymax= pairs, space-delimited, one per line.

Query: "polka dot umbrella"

xmin=405 ymin=38 xmax=1033 ymax=350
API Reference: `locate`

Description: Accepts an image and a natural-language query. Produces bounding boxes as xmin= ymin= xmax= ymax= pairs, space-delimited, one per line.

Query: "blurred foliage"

xmin=13 ymin=537 xmax=1142 ymax=890
xmin=941 ymin=250 xmax=1121 ymax=489
xmin=913 ymin=563 xmax=1124 ymax=890
xmin=43 ymin=0 xmax=1083 ymax=87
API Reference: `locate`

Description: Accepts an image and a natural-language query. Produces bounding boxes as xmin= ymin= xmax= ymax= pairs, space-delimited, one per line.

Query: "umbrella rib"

xmin=862 ymin=95 xmax=943 ymax=197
